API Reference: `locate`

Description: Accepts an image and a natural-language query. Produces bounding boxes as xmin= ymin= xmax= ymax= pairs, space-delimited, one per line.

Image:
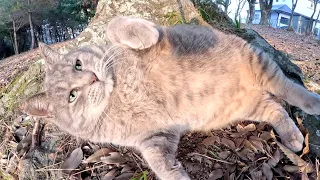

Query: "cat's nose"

xmin=91 ymin=73 xmax=98 ymax=84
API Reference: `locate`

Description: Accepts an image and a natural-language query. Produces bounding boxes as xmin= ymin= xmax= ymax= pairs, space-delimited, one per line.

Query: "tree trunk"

xmin=12 ymin=19 xmax=19 ymax=55
xmin=247 ymin=0 xmax=256 ymax=24
xmin=259 ymin=8 xmax=269 ymax=25
xmin=28 ymin=12 xmax=35 ymax=49
xmin=287 ymin=0 xmax=298 ymax=31
xmin=306 ymin=0 xmax=318 ymax=35
xmin=312 ymin=9 xmax=320 ymax=35
xmin=28 ymin=0 xmax=35 ymax=49
xmin=259 ymin=0 xmax=273 ymax=25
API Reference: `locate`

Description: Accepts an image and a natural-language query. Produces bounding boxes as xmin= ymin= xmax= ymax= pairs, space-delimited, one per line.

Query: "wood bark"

xmin=12 ymin=19 xmax=19 ymax=55
xmin=28 ymin=0 xmax=35 ymax=49
xmin=259 ymin=0 xmax=273 ymax=25
xmin=287 ymin=0 xmax=298 ymax=31
xmin=247 ymin=0 xmax=256 ymax=23
xmin=306 ymin=0 xmax=318 ymax=35
xmin=312 ymin=9 xmax=320 ymax=35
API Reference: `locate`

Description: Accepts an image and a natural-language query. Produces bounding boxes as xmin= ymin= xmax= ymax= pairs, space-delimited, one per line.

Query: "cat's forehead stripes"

xmin=66 ymin=45 xmax=107 ymax=60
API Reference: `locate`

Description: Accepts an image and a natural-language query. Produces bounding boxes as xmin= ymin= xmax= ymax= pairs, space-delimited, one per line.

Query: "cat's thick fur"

xmin=22 ymin=16 xmax=320 ymax=180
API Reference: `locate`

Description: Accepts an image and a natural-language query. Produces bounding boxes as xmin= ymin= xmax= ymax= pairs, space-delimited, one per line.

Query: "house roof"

xmin=256 ymin=4 xmax=292 ymax=14
xmin=271 ymin=4 xmax=292 ymax=14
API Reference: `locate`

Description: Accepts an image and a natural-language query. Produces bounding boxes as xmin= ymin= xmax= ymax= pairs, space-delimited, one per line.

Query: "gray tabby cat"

xmin=22 ymin=16 xmax=320 ymax=180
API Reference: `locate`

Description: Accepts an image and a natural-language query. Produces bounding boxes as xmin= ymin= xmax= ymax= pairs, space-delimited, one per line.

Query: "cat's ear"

xmin=20 ymin=92 xmax=53 ymax=118
xmin=107 ymin=16 xmax=159 ymax=50
xmin=38 ymin=42 xmax=61 ymax=69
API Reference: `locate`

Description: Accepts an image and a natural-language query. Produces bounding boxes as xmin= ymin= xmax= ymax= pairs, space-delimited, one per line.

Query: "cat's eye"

xmin=69 ymin=90 xmax=78 ymax=103
xmin=75 ymin=60 xmax=82 ymax=71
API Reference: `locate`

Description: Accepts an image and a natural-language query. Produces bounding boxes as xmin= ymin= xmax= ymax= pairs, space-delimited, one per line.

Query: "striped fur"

xmin=22 ymin=16 xmax=320 ymax=180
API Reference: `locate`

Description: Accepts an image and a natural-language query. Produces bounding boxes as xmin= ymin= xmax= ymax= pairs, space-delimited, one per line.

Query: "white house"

xmin=228 ymin=0 xmax=320 ymax=37
xmin=252 ymin=0 xmax=320 ymax=37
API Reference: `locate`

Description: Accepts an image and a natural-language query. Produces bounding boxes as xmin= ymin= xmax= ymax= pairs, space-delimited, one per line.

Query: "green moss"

xmin=164 ymin=11 xmax=185 ymax=25
xmin=316 ymin=89 xmax=320 ymax=94
xmin=0 ymin=170 xmax=14 ymax=180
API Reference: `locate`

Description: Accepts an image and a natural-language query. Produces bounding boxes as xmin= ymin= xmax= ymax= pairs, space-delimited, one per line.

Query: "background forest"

xmin=0 ymin=0 xmax=97 ymax=59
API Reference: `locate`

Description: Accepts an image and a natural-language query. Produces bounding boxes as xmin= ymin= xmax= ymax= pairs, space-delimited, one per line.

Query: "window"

xmin=314 ymin=28 xmax=319 ymax=36
xmin=280 ymin=17 xmax=289 ymax=25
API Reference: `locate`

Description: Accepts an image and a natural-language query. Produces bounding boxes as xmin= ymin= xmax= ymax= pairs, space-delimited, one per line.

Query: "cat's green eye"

xmin=69 ymin=90 xmax=78 ymax=103
xmin=75 ymin=60 xmax=82 ymax=71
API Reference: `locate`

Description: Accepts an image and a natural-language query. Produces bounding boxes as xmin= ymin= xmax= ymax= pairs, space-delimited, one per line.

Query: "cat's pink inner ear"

xmin=38 ymin=42 xmax=60 ymax=67
xmin=21 ymin=92 xmax=52 ymax=118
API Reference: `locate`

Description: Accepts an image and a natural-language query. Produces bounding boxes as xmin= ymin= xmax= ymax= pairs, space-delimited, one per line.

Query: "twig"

xmin=189 ymin=152 xmax=234 ymax=164
xmin=35 ymin=168 xmax=80 ymax=172
xmin=30 ymin=117 xmax=42 ymax=150
xmin=34 ymin=162 xmax=62 ymax=171
xmin=71 ymin=164 xmax=109 ymax=176
xmin=130 ymin=152 xmax=144 ymax=172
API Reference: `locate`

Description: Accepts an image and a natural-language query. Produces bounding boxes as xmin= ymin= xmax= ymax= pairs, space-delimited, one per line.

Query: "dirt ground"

xmin=1 ymin=26 xmax=320 ymax=180
xmin=246 ymin=25 xmax=320 ymax=87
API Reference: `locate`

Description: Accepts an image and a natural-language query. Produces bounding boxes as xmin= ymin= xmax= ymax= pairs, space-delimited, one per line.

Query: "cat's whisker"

xmin=98 ymin=46 xmax=119 ymax=73
xmin=105 ymin=57 xmax=128 ymax=71
xmin=102 ymin=49 xmax=124 ymax=70
xmin=100 ymin=47 xmax=123 ymax=73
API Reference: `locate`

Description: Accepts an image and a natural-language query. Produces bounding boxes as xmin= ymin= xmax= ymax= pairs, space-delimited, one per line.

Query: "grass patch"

xmin=131 ymin=171 xmax=148 ymax=180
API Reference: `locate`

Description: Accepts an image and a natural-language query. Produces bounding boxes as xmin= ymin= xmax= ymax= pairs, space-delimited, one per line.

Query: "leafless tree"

xmin=287 ymin=0 xmax=298 ymax=31
xmin=217 ymin=0 xmax=232 ymax=13
xmin=306 ymin=0 xmax=318 ymax=35
xmin=235 ymin=0 xmax=247 ymax=21
xmin=259 ymin=0 xmax=273 ymax=25
xmin=247 ymin=0 xmax=256 ymax=23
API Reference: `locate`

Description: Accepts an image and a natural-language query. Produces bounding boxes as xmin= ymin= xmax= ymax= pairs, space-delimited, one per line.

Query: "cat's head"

xmin=21 ymin=43 xmax=117 ymax=133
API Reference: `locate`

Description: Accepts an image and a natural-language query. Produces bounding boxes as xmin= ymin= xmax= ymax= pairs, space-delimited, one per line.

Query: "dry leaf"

xmin=208 ymin=169 xmax=223 ymax=180
xmin=260 ymin=131 xmax=274 ymax=141
xmin=83 ymin=148 xmax=114 ymax=163
xmin=277 ymin=141 xmax=314 ymax=173
xmin=229 ymin=172 xmax=236 ymax=180
xmin=202 ymin=136 xmax=220 ymax=146
xmin=300 ymin=132 xmax=310 ymax=158
xmin=115 ymin=172 xmax=135 ymax=180
xmin=276 ymin=141 xmax=307 ymax=166
xmin=283 ymin=165 xmax=300 ymax=172
xmin=61 ymin=147 xmax=83 ymax=172
xmin=262 ymin=163 xmax=273 ymax=180
xmin=237 ymin=148 xmax=254 ymax=161
xmin=101 ymin=152 xmax=128 ymax=165
xmin=250 ymin=170 xmax=265 ymax=180
xmin=236 ymin=124 xmax=244 ymax=133
xmin=243 ymin=139 xmax=258 ymax=153
xmin=103 ymin=169 xmax=118 ymax=180
xmin=217 ymin=151 xmax=231 ymax=159
xmin=121 ymin=165 xmax=133 ymax=174
xmin=249 ymin=139 xmax=265 ymax=153
xmin=243 ymin=124 xmax=256 ymax=132
xmin=267 ymin=149 xmax=280 ymax=167
xmin=221 ymin=138 xmax=235 ymax=149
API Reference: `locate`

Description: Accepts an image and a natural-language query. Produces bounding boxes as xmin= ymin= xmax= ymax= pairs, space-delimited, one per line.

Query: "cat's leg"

xmin=247 ymin=97 xmax=304 ymax=152
xmin=138 ymin=131 xmax=190 ymax=180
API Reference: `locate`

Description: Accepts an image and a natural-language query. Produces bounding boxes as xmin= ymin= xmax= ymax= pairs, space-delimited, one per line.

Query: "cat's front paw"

xmin=280 ymin=127 xmax=304 ymax=152
xmin=107 ymin=16 xmax=159 ymax=50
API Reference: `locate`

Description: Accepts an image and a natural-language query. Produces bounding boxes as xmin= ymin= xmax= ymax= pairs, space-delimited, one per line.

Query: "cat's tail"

xmin=252 ymin=49 xmax=320 ymax=115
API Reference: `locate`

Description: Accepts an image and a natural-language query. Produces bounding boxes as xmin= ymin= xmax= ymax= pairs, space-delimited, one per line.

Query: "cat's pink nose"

xmin=91 ymin=73 xmax=98 ymax=84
